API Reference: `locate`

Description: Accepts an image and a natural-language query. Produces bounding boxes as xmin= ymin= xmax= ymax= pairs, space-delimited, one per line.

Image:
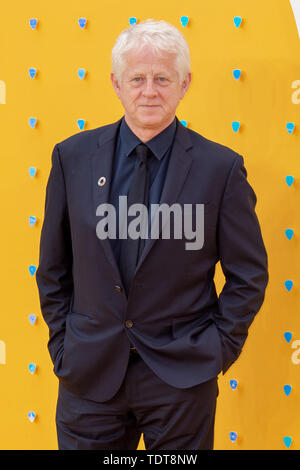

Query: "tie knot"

xmin=135 ymin=143 xmax=150 ymax=164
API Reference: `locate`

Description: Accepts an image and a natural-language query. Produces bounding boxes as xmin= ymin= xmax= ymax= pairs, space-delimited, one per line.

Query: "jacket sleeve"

xmin=35 ymin=143 xmax=73 ymax=368
xmin=214 ymin=154 xmax=269 ymax=374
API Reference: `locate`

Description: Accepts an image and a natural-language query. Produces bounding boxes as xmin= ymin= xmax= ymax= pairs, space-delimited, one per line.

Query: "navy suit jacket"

xmin=36 ymin=116 xmax=269 ymax=402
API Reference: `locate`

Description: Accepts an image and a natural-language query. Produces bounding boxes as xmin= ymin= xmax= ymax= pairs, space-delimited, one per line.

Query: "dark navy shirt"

xmin=109 ymin=115 xmax=177 ymax=264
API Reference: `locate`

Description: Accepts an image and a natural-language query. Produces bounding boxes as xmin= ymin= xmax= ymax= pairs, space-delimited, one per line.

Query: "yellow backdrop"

xmin=0 ymin=0 xmax=299 ymax=450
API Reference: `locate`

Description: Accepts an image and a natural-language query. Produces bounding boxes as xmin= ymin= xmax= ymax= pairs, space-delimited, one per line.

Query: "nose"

xmin=142 ymin=78 xmax=158 ymax=97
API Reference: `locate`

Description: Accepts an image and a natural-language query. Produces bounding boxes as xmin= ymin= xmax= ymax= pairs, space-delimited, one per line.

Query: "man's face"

xmin=111 ymin=45 xmax=191 ymax=134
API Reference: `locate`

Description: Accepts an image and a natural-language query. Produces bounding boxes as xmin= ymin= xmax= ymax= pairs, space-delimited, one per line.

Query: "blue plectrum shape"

xmin=285 ymin=229 xmax=294 ymax=240
xmin=77 ymin=119 xmax=85 ymax=130
xmin=180 ymin=16 xmax=189 ymax=27
xmin=233 ymin=16 xmax=242 ymax=28
xmin=29 ymin=216 xmax=37 ymax=227
xmin=285 ymin=175 xmax=294 ymax=187
xmin=180 ymin=120 xmax=188 ymax=127
xmin=29 ymin=167 xmax=37 ymax=178
xmin=29 ymin=18 xmax=38 ymax=30
xmin=78 ymin=17 xmax=87 ymax=29
xmin=232 ymin=121 xmax=240 ymax=132
xmin=233 ymin=69 xmax=241 ymax=80
xmin=29 ymin=68 xmax=37 ymax=79
xmin=29 ymin=117 xmax=37 ymax=128
xmin=29 ymin=265 xmax=36 ymax=276
xmin=230 ymin=379 xmax=238 ymax=390
xmin=29 ymin=314 xmax=37 ymax=325
xmin=28 ymin=411 xmax=36 ymax=423
xmin=283 ymin=436 xmax=292 ymax=448
xmin=285 ymin=280 xmax=293 ymax=292
xmin=229 ymin=431 xmax=238 ymax=442
xmin=283 ymin=385 xmax=292 ymax=397
xmin=129 ymin=17 xmax=137 ymax=25
xmin=77 ymin=68 xmax=86 ymax=80
xmin=286 ymin=122 xmax=295 ymax=134
xmin=284 ymin=331 xmax=293 ymax=343
xmin=28 ymin=363 xmax=36 ymax=374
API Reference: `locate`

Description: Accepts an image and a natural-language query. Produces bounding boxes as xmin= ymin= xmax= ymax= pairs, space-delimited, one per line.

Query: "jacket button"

xmin=125 ymin=320 xmax=133 ymax=328
xmin=115 ymin=285 xmax=123 ymax=292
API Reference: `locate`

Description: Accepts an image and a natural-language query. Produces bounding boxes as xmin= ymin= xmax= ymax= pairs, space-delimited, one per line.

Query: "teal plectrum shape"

xmin=29 ymin=216 xmax=37 ymax=227
xmin=29 ymin=117 xmax=37 ymax=128
xmin=285 ymin=229 xmax=294 ymax=240
xmin=28 ymin=363 xmax=36 ymax=374
xmin=285 ymin=175 xmax=294 ymax=187
xmin=232 ymin=121 xmax=240 ymax=132
xmin=28 ymin=314 xmax=37 ymax=325
xmin=77 ymin=119 xmax=85 ymax=130
xmin=29 ymin=167 xmax=37 ymax=178
xmin=78 ymin=17 xmax=87 ymax=29
xmin=180 ymin=120 xmax=188 ymax=127
xmin=286 ymin=122 xmax=295 ymax=134
xmin=230 ymin=379 xmax=238 ymax=390
xmin=284 ymin=280 xmax=293 ymax=292
xmin=233 ymin=69 xmax=241 ymax=80
xmin=29 ymin=18 xmax=38 ymax=30
xmin=28 ymin=411 xmax=36 ymax=423
xmin=77 ymin=68 xmax=86 ymax=80
xmin=283 ymin=385 xmax=292 ymax=396
xmin=129 ymin=17 xmax=137 ymax=25
xmin=284 ymin=331 xmax=292 ymax=343
xmin=180 ymin=16 xmax=189 ymax=27
xmin=229 ymin=431 xmax=238 ymax=442
xmin=29 ymin=265 xmax=36 ymax=276
xmin=233 ymin=16 xmax=242 ymax=28
xmin=283 ymin=436 xmax=292 ymax=448
xmin=29 ymin=68 xmax=37 ymax=79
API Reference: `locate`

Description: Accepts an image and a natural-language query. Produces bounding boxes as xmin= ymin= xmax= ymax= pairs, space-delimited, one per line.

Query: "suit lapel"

xmin=91 ymin=116 xmax=194 ymax=282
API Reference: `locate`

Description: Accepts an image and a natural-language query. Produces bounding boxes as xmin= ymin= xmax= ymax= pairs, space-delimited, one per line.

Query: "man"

xmin=36 ymin=19 xmax=269 ymax=450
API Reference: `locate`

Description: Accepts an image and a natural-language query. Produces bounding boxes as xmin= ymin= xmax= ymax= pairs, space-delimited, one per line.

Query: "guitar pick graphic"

xmin=29 ymin=68 xmax=37 ymax=79
xmin=78 ymin=17 xmax=87 ymax=29
xmin=285 ymin=229 xmax=294 ymax=240
xmin=28 ymin=314 xmax=37 ymax=325
xmin=180 ymin=120 xmax=188 ymax=127
xmin=29 ymin=216 xmax=37 ymax=227
xmin=29 ymin=167 xmax=37 ymax=178
xmin=283 ymin=436 xmax=292 ymax=448
xmin=286 ymin=122 xmax=295 ymax=134
xmin=28 ymin=411 xmax=36 ymax=423
xmin=129 ymin=17 xmax=137 ymax=25
xmin=77 ymin=68 xmax=86 ymax=80
xmin=229 ymin=431 xmax=238 ymax=442
xmin=232 ymin=121 xmax=240 ymax=132
xmin=29 ymin=265 xmax=36 ymax=276
xmin=230 ymin=379 xmax=238 ymax=390
xmin=283 ymin=385 xmax=292 ymax=397
xmin=77 ymin=119 xmax=85 ymax=130
xmin=28 ymin=363 xmax=37 ymax=374
xmin=285 ymin=175 xmax=294 ymax=187
xmin=233 ymin=69 xmax=241 ymax=80
xmin=233 ymin=16 xmax=242 ymax=28
xmin=29 ymin=18 xmax=38 ymax=30
xmin=284 ymin=331 xmax=293 ymax=343
xmin=29 ymin=117 xmax=37 ymax=128
xmin=284 ymin=280 xmax=293 ymax=292
xmin=180 ymin=16 xmax=189 ymax=27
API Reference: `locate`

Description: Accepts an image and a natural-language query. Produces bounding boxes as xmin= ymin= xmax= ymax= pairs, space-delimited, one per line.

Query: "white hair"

xmin=111 ymin=19 xmax=191 ymax=86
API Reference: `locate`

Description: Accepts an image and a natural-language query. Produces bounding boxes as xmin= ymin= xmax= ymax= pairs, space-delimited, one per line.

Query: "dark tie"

xmin=118 ymin=143 xmax=151 ymax=296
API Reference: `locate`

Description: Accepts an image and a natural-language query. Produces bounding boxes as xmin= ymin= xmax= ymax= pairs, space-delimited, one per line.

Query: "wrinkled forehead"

xmin=122 ymin=46 xmax=178 ymax=76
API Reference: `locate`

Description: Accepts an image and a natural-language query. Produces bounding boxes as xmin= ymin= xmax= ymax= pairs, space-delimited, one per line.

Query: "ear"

xmin=110 ymin=72 xmax=121 ymax=99
xmin=180 ymin=72 xmax=192 ymax=99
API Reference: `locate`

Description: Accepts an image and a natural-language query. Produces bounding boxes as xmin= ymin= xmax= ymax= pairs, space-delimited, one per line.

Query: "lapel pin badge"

xmin=98 ymin=176 xmax=106 ymax=187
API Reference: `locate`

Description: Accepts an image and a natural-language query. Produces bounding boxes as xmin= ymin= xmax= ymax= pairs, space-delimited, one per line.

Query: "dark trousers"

xmin=55 ymin=351 xmax=219 ymax=450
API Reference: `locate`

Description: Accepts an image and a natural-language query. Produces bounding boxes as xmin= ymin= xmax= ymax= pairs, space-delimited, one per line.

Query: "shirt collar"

xmin=119 ymin=115 xmax=177 ymax=161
